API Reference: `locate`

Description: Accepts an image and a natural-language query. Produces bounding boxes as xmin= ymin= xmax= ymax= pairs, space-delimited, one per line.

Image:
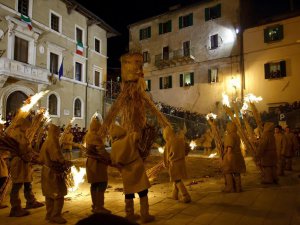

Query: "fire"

xmin=244 ymin=93 xmax=263 ymax=103
xmin=206 ymin=113 xmax=217 ymax=120
xmin=241 ymin=102 xmax=249 ymax=114
xmin=20 ymin=90 xmax=49 ymax=112
xmin=68 ymin=166 xmax=86 ymax=192
xmin=0 ymin=118 xmax=6 ymax=124
xmin=208 ymin=153 xmax=217 ymax=158
xmin=222 ymin=93 xmax=230 ymax=107
xmin=158 ymin=147 xmax=164 ymax=154
xmin=43 ymin=110 xmax=51 ymax=123
xmin=189 ymin=140 xmax=196 ymax=150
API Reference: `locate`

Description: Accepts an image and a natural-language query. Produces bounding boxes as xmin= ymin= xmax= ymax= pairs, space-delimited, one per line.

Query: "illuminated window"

xmin=210 ymin=34 xmax=219 ymax=50
xmin=139 ymin=27 xmax=151 ymax=40
xmin=159 ymin=20 xmax=172 ymax=34
xmin=145 ymin=80 xmax=151 ymax=91
xmin=264 ymin=61 xmax=286 ymax=79
xmin=159 ymin=76 xmax=172 ymax=89
xmin=208 ymin=69 xmax=218 ymax=83
xmin=205 ymin=4 xmax=221 ymax=21
xmin=180 ymin=72 xmax=194 ymax=87
xmin=179 ymin=13 xmax=193 ymax=29
xmin=264 ymin=25 xmax=283 ymax=43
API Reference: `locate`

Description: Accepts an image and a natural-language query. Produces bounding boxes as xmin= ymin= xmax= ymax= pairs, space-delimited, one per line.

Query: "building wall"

xmin=0 ymin=0 xmax=111 ymax=128
xmin=244 ymin=16 xmax=300 ymax=112
xmin=129 ymin=0 xmax=241 ymax=114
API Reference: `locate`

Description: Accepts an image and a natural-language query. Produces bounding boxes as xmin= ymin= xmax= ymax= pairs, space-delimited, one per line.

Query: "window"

xmin=74 ymin=98 xmax=82 ymax=118
xmin=159 ymin=76 xmax=172 ymax=89
xmin=139 ymin=27 xmax=151 ymax=40
xmin=210 ymin=34 xmax=219 ymax=50
xmin=145 ymin=80 xmax=151 ymax=91
xmin=183 ymin=41 xmax=190 ymax=56
xmin=18 ymin=0 xmax=29 ymax=16
xmin=205 ymin=4 xmax=221 ymax=21
xmin=208 ymin=69 xmax=218 ymax=83
xmin=159 ymin=20 xmax=172 ymax=34
xmin=76 ymin=27 xmax=83 ymax=44
xmin=95 ymin=38 xmax=100 ymax=53
xmin=14 ymin=36 xmax=28 ymax=63
xmin=48 ymin=94 xmax=58 ymax=116
xmin=264 ymin=25 xmax=283 ymax=43
xmin=180 ymin=72 xmax=194 ymax=87
xmin=75 ymin=62 xmax=82 ymax=81
xmin=163 ymin=46 xmax=169 ymax=60
xmin=50 ymin=13 xmax=60 ymax=32
xmin=94 ymin=70 xmax=101 ymax=87
xmin=179 ymin=13 xmax=193 ymax=29
xmin=264 ymin=61 xmax=286 ymax=79
xmin=143 ymin=51 xmax=150 ymax=63
xmin=49 ymin=52 xmax=59 ymax=74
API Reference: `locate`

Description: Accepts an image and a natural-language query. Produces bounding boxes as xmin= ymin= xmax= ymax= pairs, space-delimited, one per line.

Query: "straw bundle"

xmin=138 ymin=124 xmax=158 ymax=160
xmin=146 ymin=160 xmax=164 ymax=180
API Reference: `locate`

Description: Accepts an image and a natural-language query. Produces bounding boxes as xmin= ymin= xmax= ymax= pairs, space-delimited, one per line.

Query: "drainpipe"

xmin=239 ymin=0 xmax=245 ymax=101
xmin=85 ymin=23 xmax=89 ymax=129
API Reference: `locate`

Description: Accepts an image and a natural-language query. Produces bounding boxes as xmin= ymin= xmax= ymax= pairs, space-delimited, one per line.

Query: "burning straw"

xmin=206 ymin=113 xmax=223 ymax=156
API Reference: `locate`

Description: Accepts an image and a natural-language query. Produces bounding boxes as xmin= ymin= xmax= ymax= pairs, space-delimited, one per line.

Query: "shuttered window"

xmin=264 ymin=61 xmax=286 ymax=79
xmin=205 ymin=4 xmax=221 ymax=21
xmin=180 ymin=72 xmax=194 ymax=87
xmin=179 ymin=13 xmax=193 ymax=29
xmin=159 ymin=76 xmax=172 ymax=89
xmin=14 ymin=36 xmax=28 ymax=63
xmin=159 ymin=20 xmax=172 ymax=34
xmin=264 ymin=25 xmax=284 ymax=43
xmin=139 ymin=27 xmax=151 ymax=40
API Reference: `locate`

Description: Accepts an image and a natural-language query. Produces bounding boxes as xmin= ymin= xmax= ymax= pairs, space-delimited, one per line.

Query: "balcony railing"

xmin=0 ymin=58 xmax=50 ymax=85
xmin=155 ymin=47 xmax=195 ymax=69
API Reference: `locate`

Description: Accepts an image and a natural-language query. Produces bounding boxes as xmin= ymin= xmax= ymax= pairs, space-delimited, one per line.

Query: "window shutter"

xmin=263 ymin=28 xmax=269 ymax=43
xmin=159 ymin=23 xmax=162 ymax=35
xmin=264 ymin=63 xmax=270 ymax=79
xmin=208 ymin=69 xmax=211 ymax=83
xmin=189 ymin=13 xmax=193 ymax=26
xmin=168 ymin=75 xmax=172 ymax=88
xmin=180 ymin=74 xmax=183 ymax=87
xmin=216 ymin=4 xmax=221 ymax=18
xmin=159 ymin=77 xmax=163 ymax=89
xmin=280 ymin=60 xmax=286 ymax=77
xmin=205 ymin=8 xmax=210 ymax=21
xmin=278 ymin=25 xmax=284 ymax=40
xmin=190 ymin=72 xmax=194 ymax=85
xmin=139 ymin=29 xmax=142 ymax=40
xmin=148 ymin=27 xmax=151 ymax=38
xmin=168 ymin=20 xmax=172 ymax=32
xmin=148 ymin=80 xmax=151 ymax=91
xmin=179 ymin=16 xmax=183 ymax=29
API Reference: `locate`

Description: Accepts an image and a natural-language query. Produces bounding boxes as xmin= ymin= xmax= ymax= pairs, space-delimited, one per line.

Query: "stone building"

xmin=128 ymin=0 xmax=243 ymax=114
xmin=244 ymin=15 xmax=300 ymax=112
xmin=0 ymin=0 xmax=118 ymax=128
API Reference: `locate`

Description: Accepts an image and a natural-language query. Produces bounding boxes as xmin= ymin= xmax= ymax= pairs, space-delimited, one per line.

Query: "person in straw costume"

xmin=110 ymin=124 xmax=154 ymax=224
xmin=163 ymin=126 xmax=191 ymax=203
xmin=274 ymin=125 xmax=286 ymax=176
xmin=39 ymin=124 xmax=69 ymax=224
xmin=283 ymin=126 xmax=298 ymax=171
xmin=221 ymin=122 xmax=246 ymax=192
xmin=0 ymin=123 xmax=9 ymax=209
xmin=256 ymin=122 xmax=278 ymax=184
xmin=60 ymin=129 xmax=74 ymax=160
xmin=85 ymin=115 xmax=111 ymax=214
xmin=8 ymin=117 xmax=44 ymax=217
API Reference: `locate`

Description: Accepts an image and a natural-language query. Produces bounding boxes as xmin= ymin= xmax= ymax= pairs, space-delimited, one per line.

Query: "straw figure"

xmin=39 ymin=124 xmax=69 ymax=224
xmin=222 ymin=122 xmax=246 ymax=193
xmin=110 ymin=124 xmax=155 ymax=223
xmin=85 ymin=116 xmax=111 ymax=214
xmin=163 ymin=126 xmax=191 ymax=203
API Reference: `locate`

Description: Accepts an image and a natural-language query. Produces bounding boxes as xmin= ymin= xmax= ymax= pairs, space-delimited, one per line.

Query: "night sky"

xmin=77 ymin=0 xmax=300 ymax=68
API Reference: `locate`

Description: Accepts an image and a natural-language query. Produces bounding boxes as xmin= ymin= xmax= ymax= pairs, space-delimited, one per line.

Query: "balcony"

xmin=155 ymin=47 xmax=195 ymax=69
xmin=0 ymin=58 xmax=50 ymax=86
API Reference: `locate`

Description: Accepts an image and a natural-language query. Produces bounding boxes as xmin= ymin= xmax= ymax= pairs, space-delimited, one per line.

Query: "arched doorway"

xmin=6 ymin=91 xmax=28 ymax=119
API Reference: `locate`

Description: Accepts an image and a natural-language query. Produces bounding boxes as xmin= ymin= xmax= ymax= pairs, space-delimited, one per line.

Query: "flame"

xmin=189 ymin=140 xmax=196 ymax=150
xmin=241 ymin=102 xmax=249 ymax=114
xmin=92 ymin=111 xmax=103 ymax=123
xmin=208 ymin=153 xmax=217 ymax=158
xmin=222 ymin=93 xmax=230 ymax=107
xmin=70 ymin=117 xmax=75 ymax=124
xmin=68 ymin=166 xmax=86 ymax=192
xmin=44 ymin=110 xmax=51 ymax=123
xmin=20 ymin=90 xmax=49 ymax=112
xmin=244 ymin=93 xmax=263 ymax=103
xmin=206 ymin=113 xmax=217 ymax=120
xmin=158 ymin=147 xmax=164 ymax=154
xmin=0 ymin=118 xmax=6 ymax=124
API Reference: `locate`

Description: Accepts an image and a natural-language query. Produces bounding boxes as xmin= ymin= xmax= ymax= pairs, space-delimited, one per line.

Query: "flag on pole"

xmin=76 ymin=42 xmax=84 ymax=55
xmin=20 ymin=14 xmax=32 ymax=31
xmin=58 ymin=58 xmax=64 ymax=80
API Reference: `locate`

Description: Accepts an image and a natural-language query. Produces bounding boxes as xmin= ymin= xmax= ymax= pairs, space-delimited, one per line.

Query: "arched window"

xmin=74 ymin=98 xmax=82 ymax=118
xmin=49 ymin=94 xmax=58 ymax=116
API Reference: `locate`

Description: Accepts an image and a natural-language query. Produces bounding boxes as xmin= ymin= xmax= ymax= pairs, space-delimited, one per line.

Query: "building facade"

xmin=128 ymin=0 xmax=242 ymax=115
xmin=0 ymin=0 xmax=118 ymax=127
xmin=244 ymin=15 xmax=300 ymax=112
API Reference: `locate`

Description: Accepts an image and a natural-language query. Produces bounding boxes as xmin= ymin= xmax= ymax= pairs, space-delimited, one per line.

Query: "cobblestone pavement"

xmin=1 ymin=155 xmax=300 ymax=225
